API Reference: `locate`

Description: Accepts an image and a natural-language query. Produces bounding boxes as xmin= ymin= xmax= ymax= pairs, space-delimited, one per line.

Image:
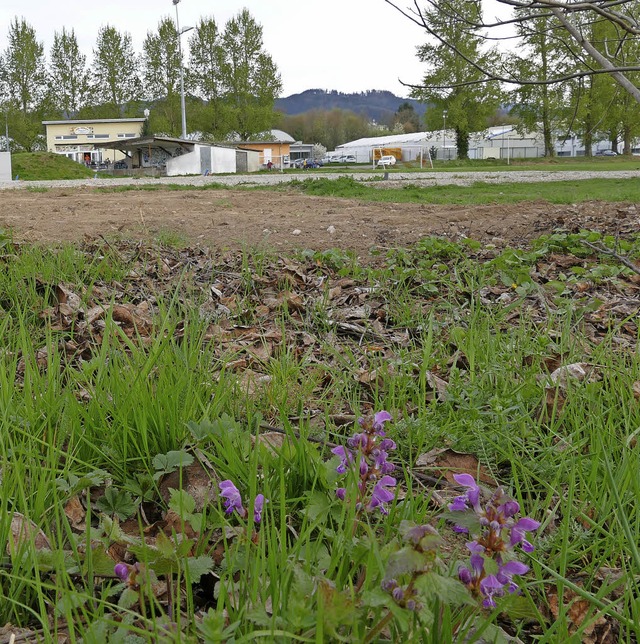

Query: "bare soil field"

xmin=0 ymin=186 xmax=638 ymax=255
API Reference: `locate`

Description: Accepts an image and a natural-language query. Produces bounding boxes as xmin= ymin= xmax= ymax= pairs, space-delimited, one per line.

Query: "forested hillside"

xmin=276 ymin=89 xmax=426 ymax=122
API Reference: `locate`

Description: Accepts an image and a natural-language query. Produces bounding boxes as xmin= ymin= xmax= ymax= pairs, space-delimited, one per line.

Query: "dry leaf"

xmin=547 ymin=362 xmax=599 ymax=388
xmin=64 ymin=496 xmax=86 ymax=530
xmin=158 ymin=460 xmax=219 ymax=511
xmin=425 ymin=370 xmax=449 ymax=401
xmin=253 ymin=431 xmax=288 ymax=455
xmin=414 ymin=448 xmax=497 ymax=487
xmin=7 ymin=512 xmax=51 ymax=556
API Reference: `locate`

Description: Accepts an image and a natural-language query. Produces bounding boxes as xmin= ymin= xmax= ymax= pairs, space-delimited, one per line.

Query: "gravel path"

xmin=1 ymin=169 xmax=639 ymax=191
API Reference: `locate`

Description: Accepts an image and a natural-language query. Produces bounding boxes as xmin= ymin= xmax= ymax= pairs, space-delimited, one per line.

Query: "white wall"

xmin=211 ymin=146 xmax=236 ymax=173
xmin=0 ymin=152 xmax=12 ymax=181
xmin=166 ymin=145 xmax=236 ymax=176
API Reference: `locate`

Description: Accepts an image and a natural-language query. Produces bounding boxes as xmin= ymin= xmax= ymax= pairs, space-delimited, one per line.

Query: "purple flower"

xmin=347 ymin=433 xmax=367 ymax=449
xmin=452 ymin=473 xmax=481 ymax=511
xmin=379 ymin=438 xmax=396 ymax=451
xmin=253 ymin=494 xmax=267 ymax=524
xmin=373 ymin=410 xmax=392 ymax=435
xmin=219 ymin=480 xmax=245 ymax=516
xmin=501 ymin=500 xmax=520 ymax=518
xmin=497 ymin=560 xmax=529 ymax=593
xmin=403 ymin=523 xmax=439 ymax=546
xmin=479 ymin=575 xmax=504 ymax=608
xmin=449 ymin=495 xmax=469 ymax=512
xmin=367 ymin=475 xmax=396 ymax=514
xmin=510 ymin=517 xmax=541 ymax=552
xmin=331 ymin=445 xmax=353 ymax=474
xmin=458 ymin=566 xmax=472 ymax=585
xmin=336 ymin=487 xmax=346 ymax=500
xmin=374 ymin=449 xmax=395 ymax=474
xmin=114 ymin=563 xmax=129 ymax=581
xmin=381 ymin=578 xmax=398 ymax=592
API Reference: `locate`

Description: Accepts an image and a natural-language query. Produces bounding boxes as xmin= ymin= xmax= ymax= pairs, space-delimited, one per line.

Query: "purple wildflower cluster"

xmin=332 ymin=410 xmax=397 ymax=514
xmin=382 ymin=522 xmax=441 ymax=612
xmin=449 ymin=473 xmax=540 ymax=608
xmin=219 ymin=480 xmax=267 ymax=524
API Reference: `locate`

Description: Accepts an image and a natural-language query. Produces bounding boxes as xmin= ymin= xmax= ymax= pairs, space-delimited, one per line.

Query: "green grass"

xmin=392 ymin=154 xmax=640 ymax=173
xmin=0 ymin=228 xmax=639 ymax=641
xmin=287 ymin=175 xmax=640 ymax=204
xmin=85 ymin=173 xmax=640 ymax=206
xmin=11 ymin=152 xmax=95 ymax=181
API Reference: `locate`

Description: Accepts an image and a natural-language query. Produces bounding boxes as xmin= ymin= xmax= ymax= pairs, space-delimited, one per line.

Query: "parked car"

xmin=304 ymin=159 xmax=323 ymax=169
xmin=377 ymin=155 xmax=397 ymax=167
xmin=290 ymin=158 xmax=305 ymax=168
xmin=330 ymin=156 xmax=344 ymax=163
xmin=113 ymin=160 xmax=128 ymax=169
xmin=596 ymin=150 xmax=617 ymax=156
xmin=343 ymin=155 xmax=357 ymax=163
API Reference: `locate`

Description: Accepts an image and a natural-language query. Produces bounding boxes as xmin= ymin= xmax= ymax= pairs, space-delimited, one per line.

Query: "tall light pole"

xmin=442 ymin=110 xmax=447 ymax=161
xmin=172 ymin=0 xmax=193 ymax=139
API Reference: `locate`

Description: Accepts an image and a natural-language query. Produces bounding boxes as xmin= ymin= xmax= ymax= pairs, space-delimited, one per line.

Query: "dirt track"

xmin=0 ymin=181 xmax=638 ymax=255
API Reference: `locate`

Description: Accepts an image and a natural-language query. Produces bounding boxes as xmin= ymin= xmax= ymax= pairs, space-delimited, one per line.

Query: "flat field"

xmin=0 ymin=184 xmax=638 ymax=254
xmin=0 ymin=176 xmax=639 ymax=642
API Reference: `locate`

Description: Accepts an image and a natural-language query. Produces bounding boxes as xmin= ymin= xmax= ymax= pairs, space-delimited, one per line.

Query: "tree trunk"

xmin=456 ymin=128 xmax=469 ymax=159
xmin=623 ymin=125 xmax=632 ymax=155
xmin=543 ymin=122 xmax=555 ymax=157
xmin=584 ymin=127 xmax=593 ymax=157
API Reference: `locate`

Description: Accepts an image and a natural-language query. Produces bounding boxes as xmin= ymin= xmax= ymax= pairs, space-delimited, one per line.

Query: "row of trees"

xmin=387 ymin=0 xmax=640 ymax=158
xmin=0 ymin=10 xmax=282 ymax=150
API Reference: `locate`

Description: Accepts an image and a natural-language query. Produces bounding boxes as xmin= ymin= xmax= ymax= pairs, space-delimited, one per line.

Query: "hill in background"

xmin=276 ymin=89 xmax=427 ymax=122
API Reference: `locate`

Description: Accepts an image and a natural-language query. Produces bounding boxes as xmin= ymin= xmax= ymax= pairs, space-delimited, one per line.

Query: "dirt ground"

xmin=0 ymin=187 xmax=638 ymax=255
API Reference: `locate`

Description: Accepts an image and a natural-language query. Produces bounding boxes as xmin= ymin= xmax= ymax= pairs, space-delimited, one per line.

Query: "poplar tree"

xmin=142 ymin=17 xmax=182 ymax=136
xmin=412 ymin=0 xmax=503 ymax=159
xmin=221 ymin=9 xmax=282 ymax=140
xmin=49 ymin=28 xmax=91 ymax=117
xmin=1 ymin=17 xmax=47 ymax=114
xmin=92 ymin=25 xmax=140 ymax=115
xmin=188 ymin=17 xmax=228 ymax=137
xmin=142 ymin=18 xmax=181 ymax=100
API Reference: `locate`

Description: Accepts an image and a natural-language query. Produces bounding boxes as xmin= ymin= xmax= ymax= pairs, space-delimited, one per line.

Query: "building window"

xmin=55 ymin=135 xmax=78 ymax=140
xmin=117 ymin=133 xmax=137 ymax=138
xmin=87 ymin=134 xmax=110 ymax=139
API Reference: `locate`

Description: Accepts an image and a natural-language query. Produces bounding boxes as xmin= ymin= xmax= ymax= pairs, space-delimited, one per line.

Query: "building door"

xmin=236 ymin=150 xmax=248 ymax=173
xmin=200 ymin=147 xmax=212 ymax=174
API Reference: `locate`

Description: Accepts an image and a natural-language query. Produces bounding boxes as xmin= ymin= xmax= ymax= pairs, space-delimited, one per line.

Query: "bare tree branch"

xmin=384 ymin=0 xmax=640 ymax=101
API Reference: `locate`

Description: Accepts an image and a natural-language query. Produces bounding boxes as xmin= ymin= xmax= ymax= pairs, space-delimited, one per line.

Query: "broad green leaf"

xmin=186 ymin=555 xmax=214 ymax=582
xmin=414 ymin=572 xmax=474 ymax=606
xmin=96 ymin=487 xmax=136 ymax=521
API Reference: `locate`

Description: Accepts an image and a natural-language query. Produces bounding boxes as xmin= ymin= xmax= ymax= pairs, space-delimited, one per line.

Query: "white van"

xmin=377 ymin=155 xmax=397 ymax=167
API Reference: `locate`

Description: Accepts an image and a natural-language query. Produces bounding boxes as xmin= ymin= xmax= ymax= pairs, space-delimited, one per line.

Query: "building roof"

xmin=93 ymin=136 xmax=196 ymax=155
xmin=43 ymin=118 xmax=146 ymax=125
xmin=337 ymin=131 xmax=441 ymax=148
xmin=269 ymin=129 xmax=295 ymax=142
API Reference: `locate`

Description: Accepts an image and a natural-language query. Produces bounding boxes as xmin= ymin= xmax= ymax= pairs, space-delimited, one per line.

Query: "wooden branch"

xmin=581 ymin=240 xmax=640 ymax=276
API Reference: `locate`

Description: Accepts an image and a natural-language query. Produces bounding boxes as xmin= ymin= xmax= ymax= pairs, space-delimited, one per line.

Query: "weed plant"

xmin=0 ymin=228 xmax=638 ymax=641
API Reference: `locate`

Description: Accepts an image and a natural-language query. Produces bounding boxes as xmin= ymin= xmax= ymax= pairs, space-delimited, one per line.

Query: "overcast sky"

xmin=0 ymin=1 xmax=512 ymax=98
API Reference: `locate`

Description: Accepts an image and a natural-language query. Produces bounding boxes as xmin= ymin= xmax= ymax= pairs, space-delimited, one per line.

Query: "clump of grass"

xmin=0 ymin=233 xmax=639 ymax=640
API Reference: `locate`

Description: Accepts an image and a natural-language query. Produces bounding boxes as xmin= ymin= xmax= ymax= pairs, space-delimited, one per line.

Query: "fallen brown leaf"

xmin=414 ymin=448 xmax=497 ymax=487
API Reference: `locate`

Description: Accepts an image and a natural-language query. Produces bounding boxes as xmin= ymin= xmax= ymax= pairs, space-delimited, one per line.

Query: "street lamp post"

xmin=442 ymin=110 xmax=447 ymax=161
xmin=172 ymin=0 xmax=193 ymax=140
